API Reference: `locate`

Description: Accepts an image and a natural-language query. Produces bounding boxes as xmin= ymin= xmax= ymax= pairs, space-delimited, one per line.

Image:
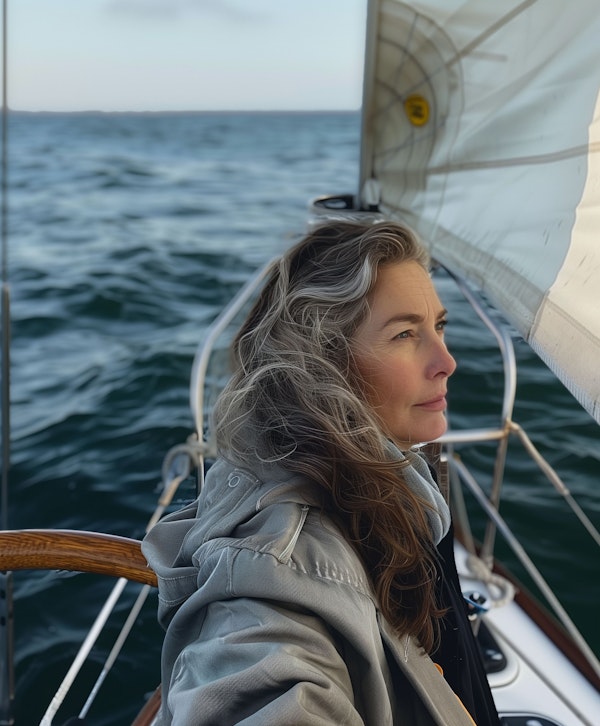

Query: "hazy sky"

xmin=7 ymin=0 xmax=368 ymax=112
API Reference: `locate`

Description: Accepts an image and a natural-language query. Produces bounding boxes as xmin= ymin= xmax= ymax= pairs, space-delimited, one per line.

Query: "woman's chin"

xmin=393 ymin=417 xmax=448 ymax=447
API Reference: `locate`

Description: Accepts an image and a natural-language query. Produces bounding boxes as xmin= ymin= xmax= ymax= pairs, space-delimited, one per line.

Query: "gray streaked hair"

xmin=213 ymin=219 xmax=444 ymax=651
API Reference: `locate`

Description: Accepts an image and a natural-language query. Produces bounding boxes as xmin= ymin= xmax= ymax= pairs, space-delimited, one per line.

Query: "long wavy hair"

xmin=214 ymin=219 xmax=445 ymax=651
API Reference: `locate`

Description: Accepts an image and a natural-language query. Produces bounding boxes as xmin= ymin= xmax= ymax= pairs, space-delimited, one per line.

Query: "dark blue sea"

xmin=3 ymin=111 xmax=599 ymax=724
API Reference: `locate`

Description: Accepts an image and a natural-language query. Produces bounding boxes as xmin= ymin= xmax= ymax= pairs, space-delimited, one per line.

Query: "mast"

xmin=357 ymin=0 xmax=381 ymax=210
xmin=0 ymin=0 xmax=14 ymax=721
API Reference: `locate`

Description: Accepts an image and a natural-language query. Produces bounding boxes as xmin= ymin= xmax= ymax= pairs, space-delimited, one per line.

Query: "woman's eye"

xmin=393 ymin=330 xmax=412 ymax=340
xmin=436 ymin=319 xmax=448 ymax=332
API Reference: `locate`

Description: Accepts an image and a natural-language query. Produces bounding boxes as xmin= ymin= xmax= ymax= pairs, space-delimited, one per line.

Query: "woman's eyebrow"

xmin=380 ymin=308 xmax=447 ymax=331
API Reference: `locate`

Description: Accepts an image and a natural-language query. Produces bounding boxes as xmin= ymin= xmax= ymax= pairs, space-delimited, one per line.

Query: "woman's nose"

xmin=428 ymin=338 xmax=457 ymax=379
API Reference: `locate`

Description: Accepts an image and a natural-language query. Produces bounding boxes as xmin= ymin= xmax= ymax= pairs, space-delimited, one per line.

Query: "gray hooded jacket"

xmin=142 ymin=454 xmax=477 ymax=725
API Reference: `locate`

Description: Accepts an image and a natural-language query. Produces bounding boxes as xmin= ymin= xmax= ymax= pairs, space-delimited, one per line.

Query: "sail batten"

xmin=360 ymin=0 xmax=600 ymax=423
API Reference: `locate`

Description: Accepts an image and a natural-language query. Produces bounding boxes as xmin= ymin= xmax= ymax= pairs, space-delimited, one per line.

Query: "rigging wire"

xmin=1 ymin=0 xmax=9 ymax=523
xmin=40 ymin=443 xmax=196 ymax=724
xmin=0 ymin=0 xmax=14 ymax=722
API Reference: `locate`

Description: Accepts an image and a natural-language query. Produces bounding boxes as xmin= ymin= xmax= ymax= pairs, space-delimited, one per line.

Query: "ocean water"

xmin=3 ymin=111 xmax=599 ymax=724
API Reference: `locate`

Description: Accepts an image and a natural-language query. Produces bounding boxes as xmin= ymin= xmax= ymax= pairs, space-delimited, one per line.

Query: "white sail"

xmin=359 ymin=0 xmax=600 ymax=424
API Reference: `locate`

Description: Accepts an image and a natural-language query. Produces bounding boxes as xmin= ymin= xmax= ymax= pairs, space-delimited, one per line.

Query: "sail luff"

xmin=530 ymin=94 xmax=600 ymax=423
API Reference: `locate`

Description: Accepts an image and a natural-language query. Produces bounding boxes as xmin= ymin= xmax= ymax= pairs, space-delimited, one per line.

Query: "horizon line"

xmin=6 ymin=107 xmax=362 ymax=115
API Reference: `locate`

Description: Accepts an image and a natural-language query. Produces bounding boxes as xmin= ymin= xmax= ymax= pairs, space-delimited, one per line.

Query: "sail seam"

xmin=447 ymin=0 xmax=539 ymax=68
xmin=427 ymin=141 xmax=600 ymax=174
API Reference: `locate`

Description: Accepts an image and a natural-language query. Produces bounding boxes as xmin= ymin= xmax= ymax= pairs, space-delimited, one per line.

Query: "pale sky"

xmin=7 ymin=0 xmax=368 ymax=112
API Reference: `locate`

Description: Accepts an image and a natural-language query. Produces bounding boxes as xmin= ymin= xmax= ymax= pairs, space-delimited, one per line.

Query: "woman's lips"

xmin=414 ymin=396 xmax=447 ymax=411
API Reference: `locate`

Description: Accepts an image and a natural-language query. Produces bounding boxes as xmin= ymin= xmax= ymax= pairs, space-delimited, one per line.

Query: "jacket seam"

xmin=226 ymin=543 xmax=376 ymax=603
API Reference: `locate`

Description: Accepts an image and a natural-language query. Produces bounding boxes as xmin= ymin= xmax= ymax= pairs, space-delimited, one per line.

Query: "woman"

xmin=142 ymin=220 xmax=500 ymax=725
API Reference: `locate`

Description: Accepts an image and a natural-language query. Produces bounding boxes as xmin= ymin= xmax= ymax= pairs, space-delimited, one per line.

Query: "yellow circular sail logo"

xmin=404 ymin=95 xmax=430 ymax=126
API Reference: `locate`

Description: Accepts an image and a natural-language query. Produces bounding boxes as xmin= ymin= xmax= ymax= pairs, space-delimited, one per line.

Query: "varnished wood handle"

xmin=0 ymin=529 xmax=157 ymax=586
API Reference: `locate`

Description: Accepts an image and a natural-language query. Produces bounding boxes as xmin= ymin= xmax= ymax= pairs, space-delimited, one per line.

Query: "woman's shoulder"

xmin=199 ymin=459 xmax=374 ymax=599
xmin=143 ymin=455 xmax=376 ymax=623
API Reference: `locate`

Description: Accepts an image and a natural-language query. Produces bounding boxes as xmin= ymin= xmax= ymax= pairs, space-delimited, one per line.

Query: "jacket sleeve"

xmin=164 ymin=596 xmax=365 ymax=726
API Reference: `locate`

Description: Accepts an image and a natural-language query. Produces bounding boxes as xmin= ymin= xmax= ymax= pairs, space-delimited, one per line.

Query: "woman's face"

xmin=352 ymin=260 xmax=456 ymax=448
